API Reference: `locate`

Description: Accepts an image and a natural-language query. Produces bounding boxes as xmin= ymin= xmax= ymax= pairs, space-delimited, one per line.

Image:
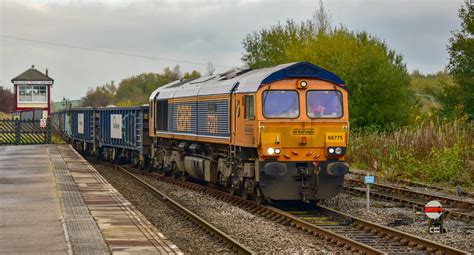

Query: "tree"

xmin=0 ymin=86 xmax=14 ymax=113
xmin=183 ymin=70 xmax=201 ymax=79
xmin=82 ymin=81 xmax=117 ymax=107
xmin=115 ymin=73 xmax=170 ymax=106
xmin=446 ymin=1 xmax=474 ymax=119
xmin=162 ymin=65 xmax=182 ymax=81
xmin=241 ymin=4 xmax=414 ymax=130
xmin=82 ymin=66 xmax=201 ymax=107
xmin=206 ymin=62 xmax=215 ymax=76
xmin=312 ymin=0 xmax=331 ymax=32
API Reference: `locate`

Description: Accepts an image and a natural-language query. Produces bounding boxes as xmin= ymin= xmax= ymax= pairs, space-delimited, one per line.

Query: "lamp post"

xmin=62 ymin=97 xmax=70 ymax=111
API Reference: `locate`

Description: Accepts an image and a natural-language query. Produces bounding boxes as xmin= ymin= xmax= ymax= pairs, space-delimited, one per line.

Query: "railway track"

xmin=112 ymin=164 xmax=255 ymax=255
xmin=104 ymin=163 xmax=468 ymax=254
xmin=349 ymin=171 xmax=474 ymax=198
xmin=344 ymin=177 xmax=474 ymax=223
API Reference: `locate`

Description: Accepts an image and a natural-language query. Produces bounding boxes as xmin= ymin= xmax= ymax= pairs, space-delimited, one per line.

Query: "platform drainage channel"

xmin=49 ymin=146 xmax=109 ymax=254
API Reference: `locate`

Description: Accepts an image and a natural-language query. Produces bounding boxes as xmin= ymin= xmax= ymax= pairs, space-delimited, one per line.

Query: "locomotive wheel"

xmin=138 ymin=160 xmax=145 ymax=170
xmin=228 ymin=185 xmax=237 ymax=196
xmin=227 ymin=177 xmax=240 ymax=196
xmin=241 ymin=189 xmax=249 ymax=200
xmin=227 ymin=181 xmax=237 ymax=196
xmin=179 ymin=172 xmax=188 ymax=182
xmin=241 ymin=180 xmax=251 ymax=200
xmin=254 ymin=187 xmax=265 ymax=205
xmin=171 ymin=171 xmax=179 ymax=179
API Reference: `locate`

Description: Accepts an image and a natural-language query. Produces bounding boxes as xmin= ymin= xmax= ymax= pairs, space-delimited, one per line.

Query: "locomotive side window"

xmin=244 ymin=95 xmax=255 ymax=120
xmin=307 ymin=90 xmax=343 ymax=118
xmin=156 ymin=100 xmax=169 ymax=131
xmin=262 ymin=90 xmax=299 ymax=118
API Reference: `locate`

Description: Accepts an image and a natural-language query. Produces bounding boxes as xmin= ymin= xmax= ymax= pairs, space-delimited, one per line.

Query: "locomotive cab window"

xmin=156 ymin=100 xmax=169 ymax=131
xmin=263 ymin=90 xmax=299 ymax=118
xmin=307 ymin=90 xmax=343 ymax=118
xmin=244 ymin=95 xmax=255 ymax=120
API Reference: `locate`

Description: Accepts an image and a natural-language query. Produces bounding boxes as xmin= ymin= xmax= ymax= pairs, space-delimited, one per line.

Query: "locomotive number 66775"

xmin=148 ymin=62 xmax=350 ymax=203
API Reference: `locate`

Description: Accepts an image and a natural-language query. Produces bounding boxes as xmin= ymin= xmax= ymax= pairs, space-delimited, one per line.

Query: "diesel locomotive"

xmin=52 ymin=62 xmax=350 ymax=203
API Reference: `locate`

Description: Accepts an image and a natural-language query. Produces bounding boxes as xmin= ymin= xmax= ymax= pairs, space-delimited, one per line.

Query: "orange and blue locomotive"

xmin=149 ymin=62 xmax=349 ymax=203
xmin=53 ymin=61 xmax=349 ymax=203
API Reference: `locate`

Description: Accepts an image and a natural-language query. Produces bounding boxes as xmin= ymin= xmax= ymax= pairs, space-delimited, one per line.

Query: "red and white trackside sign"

xmin=424 ymin=200 xmax=444 ymax=219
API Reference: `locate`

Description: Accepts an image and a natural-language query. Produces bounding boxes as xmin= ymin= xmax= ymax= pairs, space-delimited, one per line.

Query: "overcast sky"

xmin=0 ymin=0 xmax=465 ymax=101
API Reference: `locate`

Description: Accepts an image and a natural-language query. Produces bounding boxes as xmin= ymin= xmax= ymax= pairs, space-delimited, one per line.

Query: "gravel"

xmin=93 ymin=164 xmax=232 ymax=254
xmin=347 ymin=172 xmax=474 ymax=203
xmin=93 ymin=163 xmax=343 ymax=254
xmin=321 ymin=193 xmax=474 ymax=253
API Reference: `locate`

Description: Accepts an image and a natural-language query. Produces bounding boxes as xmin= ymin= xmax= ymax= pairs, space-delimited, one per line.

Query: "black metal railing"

xmin=0 ymin=119 xmax=51 ymax=145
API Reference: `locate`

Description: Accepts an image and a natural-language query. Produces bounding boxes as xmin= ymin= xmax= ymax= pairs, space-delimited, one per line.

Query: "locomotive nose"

xmin=326 ymin=162 xmax=349 ymax=177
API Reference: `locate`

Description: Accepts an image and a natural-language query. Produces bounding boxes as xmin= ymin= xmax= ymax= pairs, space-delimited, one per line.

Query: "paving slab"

xmin=0 ymin=144 xmax=181 ymax=255
xmin=0 ymin=145 xmax=69 ymax=255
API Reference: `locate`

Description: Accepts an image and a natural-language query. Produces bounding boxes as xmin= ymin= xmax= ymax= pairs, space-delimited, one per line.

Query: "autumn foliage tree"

xmin=242 ymin=2 xmax=414 ymax=130
xmin=0 ymin=86 xmax=14 ymax=113
xmin=83 ymin=65 xmax=201 ymax=107
xmin=444 ymin=1 xmax=474 ymax=120
xmin=82 ymin=81 xmax=117 ymax=107
xmin=114 ymin=65 xmax=201 ymax=106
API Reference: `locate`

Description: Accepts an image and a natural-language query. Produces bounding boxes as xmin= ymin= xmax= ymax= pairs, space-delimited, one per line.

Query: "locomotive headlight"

xmin=297 ymin=80 xmax=308 ymax=89
xmin=267 ymin=147 xmax=275 ymax=155
xmin=327 ymin=146 xmax=346 ymax=156
xmin=274 ymin=148 xmax=281 ymax=154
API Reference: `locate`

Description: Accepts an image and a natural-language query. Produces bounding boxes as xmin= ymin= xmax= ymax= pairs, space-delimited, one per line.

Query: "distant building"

xmin=11 ymin=65 xmax=54 ymax=119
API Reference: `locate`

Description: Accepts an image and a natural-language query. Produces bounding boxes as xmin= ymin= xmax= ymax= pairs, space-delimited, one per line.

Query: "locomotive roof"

xmin=149 ymin=62 xmax=345 ymax=100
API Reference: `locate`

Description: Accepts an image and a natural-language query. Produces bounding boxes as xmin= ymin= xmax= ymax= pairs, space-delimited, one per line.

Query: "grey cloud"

xmin=0 ymin=0 xmax=464 ymax=101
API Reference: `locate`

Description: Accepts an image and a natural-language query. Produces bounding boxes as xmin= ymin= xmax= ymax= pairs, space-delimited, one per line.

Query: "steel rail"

xmin=115 ymin=165 xmax=383 ymax=254
xmin=114 ymin=165 xmax=255 ymax=255
xmin=349 ymin=171 xmax=474 ymax=198
xmin=92 ymin=161 xmax=468 ymax=254
xmin=346 ymin=178 xmax=474 ymax=209
xmin=345 ymin=178 xmax=474 ymax=223
xmin=315 ymin=205 xmax=469 ymax=255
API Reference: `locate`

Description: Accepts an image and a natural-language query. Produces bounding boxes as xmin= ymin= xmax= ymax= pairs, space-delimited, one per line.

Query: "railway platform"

xmin=0 ymin=144 xmax=181 ymax=255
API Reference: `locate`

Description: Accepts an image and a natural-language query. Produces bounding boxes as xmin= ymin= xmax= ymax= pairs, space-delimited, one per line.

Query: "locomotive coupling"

xmin=326 ymin=162 xmax=349 ymax=177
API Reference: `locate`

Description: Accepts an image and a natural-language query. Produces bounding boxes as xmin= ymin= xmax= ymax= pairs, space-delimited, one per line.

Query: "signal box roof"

xmin=150 ymin=62 xmax=345 ymax=100
xmin=11 ymin=65 xmax=54 ymax=83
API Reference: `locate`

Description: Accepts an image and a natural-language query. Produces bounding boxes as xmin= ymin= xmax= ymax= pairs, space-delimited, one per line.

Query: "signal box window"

xmin=244 ymin=95 xmax=255 ymax=120
xmin=307 ymin=90 xmax=343 ymax=118
xmin=19 ymin=85 xmax=47 ymax=102
xmin=263 ymin=90 xmax=299 ymax=118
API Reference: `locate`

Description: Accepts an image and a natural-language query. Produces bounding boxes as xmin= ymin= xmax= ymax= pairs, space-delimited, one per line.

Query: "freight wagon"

xmin=70 ymin=108 xmax=96 ymax=154
xmin=51 ymin=111 xmax=72 ymax=141
xmin=97 ymin=106 xmax=150 ymax=167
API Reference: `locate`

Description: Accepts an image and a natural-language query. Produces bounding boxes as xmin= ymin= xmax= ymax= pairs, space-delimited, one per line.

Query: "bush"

xmin=242 ymin=21 xmax=415 ymax=130
xmin=348 ymin=119 xmax=473 ymax=187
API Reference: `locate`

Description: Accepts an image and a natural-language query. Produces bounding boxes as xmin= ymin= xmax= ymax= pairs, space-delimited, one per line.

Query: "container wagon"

xmin=70 ymin=108 xmax=96 ymax=154
xmin=97 ymin=106 xmax=150 ymax=168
